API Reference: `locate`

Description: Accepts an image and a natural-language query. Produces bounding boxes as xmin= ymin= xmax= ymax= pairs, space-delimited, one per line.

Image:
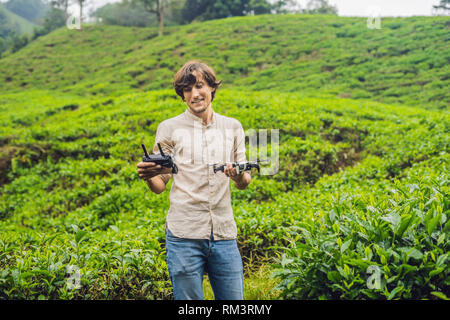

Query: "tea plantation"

xmin=0 ymin=13 xmax=448 ymax=300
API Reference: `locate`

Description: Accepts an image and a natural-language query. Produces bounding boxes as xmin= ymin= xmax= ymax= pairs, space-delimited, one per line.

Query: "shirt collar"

xmin=184 ymin=108 xmax=216 ymax=128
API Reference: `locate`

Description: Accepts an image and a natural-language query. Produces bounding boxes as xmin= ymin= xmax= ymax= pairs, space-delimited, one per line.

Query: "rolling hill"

xmin=0 ymin=14 xmax=448 ymax=110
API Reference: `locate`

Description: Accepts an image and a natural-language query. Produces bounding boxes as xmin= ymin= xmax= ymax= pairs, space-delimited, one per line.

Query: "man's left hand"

xmin=223 ymin=163 xmax=244 ymax=182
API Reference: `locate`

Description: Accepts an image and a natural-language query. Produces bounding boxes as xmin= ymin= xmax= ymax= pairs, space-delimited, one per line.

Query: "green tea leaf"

xmin=346 ymin=258 xmax=371 ymax=270
xmin=408 ymin=248 xmax=423 ymax=261
xmin=396 ymin=214 xmax=413 ymax=238
xmin=431 ymin=291 xmax=449 ymax=300
xmin=444 ymin=220 xmax=450 ymax=233
xmin=429 ymin=267 xmax=444 ymax=277
xmin=426 ymin=211 xmax=442 ymax=235
xmin=435 ymin=254 xmax=448 ymax=268
xmin=341 ymin=239 xmax=352 ymax=253
xmin=327 ymin=271 xmax=341 ymax=283
xmin=381 ymin=211 xmax=401 ymax=233
xmin=75 ymin=231 xmax=88 ymax=244
xmin=387 ymin=285 xmax=404 ymax=300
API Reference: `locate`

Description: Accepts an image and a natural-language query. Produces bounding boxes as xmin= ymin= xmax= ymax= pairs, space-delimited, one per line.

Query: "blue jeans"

xmin=165 ymin=228 xmax=244 ymax=300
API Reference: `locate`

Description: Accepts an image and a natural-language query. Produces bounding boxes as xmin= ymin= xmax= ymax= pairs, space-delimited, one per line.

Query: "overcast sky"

xmin=328 ymin=0 xmax=442 ymax=17
xmin=0 ymin=0 xmax=444 ymax=17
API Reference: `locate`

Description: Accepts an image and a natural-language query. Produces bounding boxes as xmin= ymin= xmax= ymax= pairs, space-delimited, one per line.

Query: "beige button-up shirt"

xmin=152 ymin=108 xmax=248 ymax=240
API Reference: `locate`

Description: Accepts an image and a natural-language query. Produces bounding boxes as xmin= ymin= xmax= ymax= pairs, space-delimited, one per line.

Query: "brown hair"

xmin=173 ymin=60 xmax=222 ymax=102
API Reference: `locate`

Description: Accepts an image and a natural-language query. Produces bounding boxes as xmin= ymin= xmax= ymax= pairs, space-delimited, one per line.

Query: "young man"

xmin=136 ymin=60 xmax=251 ymax=300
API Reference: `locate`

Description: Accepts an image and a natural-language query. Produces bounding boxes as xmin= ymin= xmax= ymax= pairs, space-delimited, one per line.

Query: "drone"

xmin=210 ymin=159 xmax=269 ymax=174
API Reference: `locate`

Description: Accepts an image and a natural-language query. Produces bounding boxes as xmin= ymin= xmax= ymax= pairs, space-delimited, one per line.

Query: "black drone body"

xmin=211 ymin=160 xmax=266 ymax=174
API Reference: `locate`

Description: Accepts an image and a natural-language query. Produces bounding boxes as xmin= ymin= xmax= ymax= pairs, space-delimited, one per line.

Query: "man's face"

xmin=183 ymin=71 xmax=215 ymax=114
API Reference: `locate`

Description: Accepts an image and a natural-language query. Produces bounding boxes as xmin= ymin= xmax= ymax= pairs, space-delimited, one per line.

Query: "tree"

xmin=270 ymin=0 xmax=302 ymax=14
xmin=247 ymin=0 xmax=272 ymax=15
xmin=433 ymin=0 xmax=450 ymax=15
xmin=93 ymin=1 xmax=154 ymax=27
xmin=10 ymin=31 xmax=29 ymax=53
xmin=303 ymin=0 xmax=337 ymax=15
xmin=200 ymin=0 xmax=250 ymax=20
xmin=0 ymin=6 xmax=24 ymax=53
xmin=166 ymin=0 xmax=185 ymax=25
xmin=32 ymin=6 xmax=66 ymax=39
xmin=49 ymin=0 xmax=71 ymax=19
xmin=133 ymin=0 xmax=169 ymax=36
xmin=0 ymin=9 xmax=12 ymax=39
xmin=181 ymin=0 xmax=259 ymax=23
xmin=180 ymin=0 xmax=202 ymax=23
xmin=180 ymin=0 xmax=300 ymax=23
xmin=77 ymin=0 xmax=88 ymax=24
xmin=93 ymin=0 xmax=184 ymax=27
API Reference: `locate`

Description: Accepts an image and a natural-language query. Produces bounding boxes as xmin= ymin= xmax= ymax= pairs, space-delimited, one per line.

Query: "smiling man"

xmin=136 ymin=60 xmax=251 ymax=300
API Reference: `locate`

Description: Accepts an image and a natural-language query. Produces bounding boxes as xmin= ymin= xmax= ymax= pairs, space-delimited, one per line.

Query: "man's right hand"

xmin=137 ymin=162 xmax=172 ymax=181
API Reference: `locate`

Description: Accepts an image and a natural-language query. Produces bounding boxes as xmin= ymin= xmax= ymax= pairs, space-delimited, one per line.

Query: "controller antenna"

xmin=141 ymin=144 xmax=150 ymax=157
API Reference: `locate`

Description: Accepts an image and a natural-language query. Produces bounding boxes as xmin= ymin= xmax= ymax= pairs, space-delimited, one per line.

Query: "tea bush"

xmin=0 ymin=86 xmax=448 ymax=299
xmin=272 ymin=153 xmax=449 ymax=299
